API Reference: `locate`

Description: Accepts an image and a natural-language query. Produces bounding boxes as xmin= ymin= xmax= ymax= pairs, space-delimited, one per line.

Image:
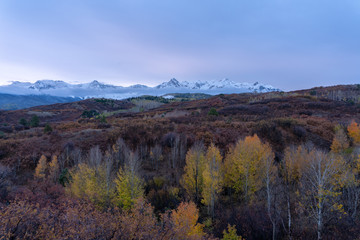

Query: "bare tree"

xmin=113 ymin=137 xmax=130 ymax=170
xmin=171 ymin=135 xmax=180 ymax=169
xmin=264 ymin=154 xmax=278 ymax=240
xmin=300 ymin=150 xmax=346 ymax=240
xmin=88 ymin=145 xmax=102 ymax=168
xmin=150 ymin=144 xmax=163 ymax=170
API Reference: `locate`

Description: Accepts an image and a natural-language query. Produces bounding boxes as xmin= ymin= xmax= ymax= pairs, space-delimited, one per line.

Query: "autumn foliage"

xmin=1 ymin=88 xmax=360 ymax=239
xmin=348 ymin=120 xmax=360 ymax=144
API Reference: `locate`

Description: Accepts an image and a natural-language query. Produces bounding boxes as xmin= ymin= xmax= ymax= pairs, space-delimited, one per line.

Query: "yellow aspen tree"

xmin=113 ymin=152 xmax=143 ymax=209
xmin=34 ymin=155 xmax=47 ymax=179
xmin=222 ymin=224 xmax=243 ymax=240
xmin=114 ymin=166 xmax=143 ymax=210
xmin=331 ymin=126 xmax=349 ymax=153
xmin=202 ymin=143 xmax=223 ymax=218
xmin=67 ymin=163 xmax=89 ymax=199
xmin=85 ymin=165 xmax=109 ymax=208
xmin=49 ymin=155 xmax=60 ymax=183
xmin=67 ymin=163 xmax=112 ymax=209
xmin=181 ymin=142 xmax=205 ymax=202
xmin=224 ymin=134 xmax=274 ymax=201
xmin=348 ymin=120 xmax=360 ymax=145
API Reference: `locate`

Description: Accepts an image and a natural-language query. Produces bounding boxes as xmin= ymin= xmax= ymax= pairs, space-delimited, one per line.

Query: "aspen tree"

xmin=331 ymin=126 xmax=349 ymax=153
xmin=114 ymin=152 xmax=143 ymax=209
xmin=49 ymin=155 xmax=60 ymax=183
xmin=202 ymin=143 xmax=223 ymax=218
xmin=35 ymin=155 xmax=47 ymax=179
xmin=181 ymin=142 xmax=205 ymax=202
xmin=348 ymin=121 xmax=360 ymax=144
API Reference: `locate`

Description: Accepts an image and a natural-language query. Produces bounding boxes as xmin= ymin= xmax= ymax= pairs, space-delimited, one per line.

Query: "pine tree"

xmin=30 ymin=115 xmax=40 ymax=127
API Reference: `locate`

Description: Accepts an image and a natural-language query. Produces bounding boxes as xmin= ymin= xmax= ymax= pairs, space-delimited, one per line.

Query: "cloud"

xmin=0 ymin=0 xmax=359 ymax=90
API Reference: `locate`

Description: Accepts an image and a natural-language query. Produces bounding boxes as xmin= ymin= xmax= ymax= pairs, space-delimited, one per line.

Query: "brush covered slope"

xmin=0 ymin=84 xmax=360 ymax=239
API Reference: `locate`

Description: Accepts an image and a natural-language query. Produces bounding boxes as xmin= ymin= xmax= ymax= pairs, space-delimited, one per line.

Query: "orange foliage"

xmin=330 ymin=127 xmax=349 ymax=153
xmin=171 ymin=201 xmax=204 ymax=239
xmin=348 ymin=121 xmax=360 ymax=145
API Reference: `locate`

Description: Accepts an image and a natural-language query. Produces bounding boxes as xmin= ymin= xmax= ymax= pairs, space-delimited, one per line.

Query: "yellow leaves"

xmin=49 ymin=155 xmax=60 ymax=183
xmin=114 ymin=166 xmax=144 ymax=210
xmin=181 ymin=146 xmax=205 ymax=201
xmin=224 ymin=134 xmax=275 ymax=200
xmin=222 ymin=224 xmax=243 ymax=240
xmin=112 ymin=144 xmax=119 ymax=153
xmin=283 ymin=146 xmax=306 ymax=184
xmin=331 ymin=126 xmax=349 ymax=153
xmin=330 ymin=202 xmax=346 ymax=219
xmin=348 ymin=120 xmax=360 ymax=144
xmin=171 ymin=201 xmax=204 ymax=239
xmin=67 ymin=163 xmax=113 ymax=209
xmin=202 ymin=143 xmax=223 ymax=214
xmin=34 ymin=154 xmax=60 ymax=183
xmin=34 ymin=155 xmax=47 ymax=179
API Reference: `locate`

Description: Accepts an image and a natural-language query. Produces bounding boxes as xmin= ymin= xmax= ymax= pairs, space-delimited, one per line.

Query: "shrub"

xmin=19 ymin=118 xmax=28 ymax=126
xmin=44 ymin=124 xmax=53 ymax=133
xmin=99 ymin=115 xmax=107 ymax=123
xmin=208 ymin=108 xmax=219 ymax=116
xmin=81 ymin=110 xmax=99 ymax=118
xmin=309 ymin=90 xmax=317 ymax=96
xmin=30 ymin=115 xmax=40 ymax=127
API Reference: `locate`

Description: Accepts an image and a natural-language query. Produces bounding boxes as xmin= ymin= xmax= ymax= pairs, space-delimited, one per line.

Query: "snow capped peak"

xmin=29 ymin=80 xmax=70 ymax=90
xmin=0 ymin=78 xmax=280 ymax=100
xmin=155 ymin=78 xmax=280 ymax=93
xmin=80 ymin=80 xmax=116 ymax=89
xmin=156 ymin=78 xmax=181 ymax=89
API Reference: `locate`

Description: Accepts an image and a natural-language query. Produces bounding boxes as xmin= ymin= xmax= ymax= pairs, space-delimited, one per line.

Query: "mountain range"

xmin=0 ymin=78 xmax=280 ymax=110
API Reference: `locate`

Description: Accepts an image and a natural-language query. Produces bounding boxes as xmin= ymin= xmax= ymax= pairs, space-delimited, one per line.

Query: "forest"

xmin=0 ymin=85 xmax=360 ymax=239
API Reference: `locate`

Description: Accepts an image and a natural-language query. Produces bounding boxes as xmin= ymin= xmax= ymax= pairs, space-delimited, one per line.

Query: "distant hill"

xmin=0 ymin=93 xmax=81 ymax=110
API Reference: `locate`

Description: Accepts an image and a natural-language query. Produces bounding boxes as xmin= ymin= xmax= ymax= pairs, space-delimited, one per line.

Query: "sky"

xmin=0 ymin=0 xmax=359 ymax=91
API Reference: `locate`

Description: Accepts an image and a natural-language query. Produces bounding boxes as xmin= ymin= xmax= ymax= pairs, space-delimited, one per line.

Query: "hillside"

xmin=0 ymin=84 xmax=360 ymax=239
xmin=0 ymin=84 xmax=359 ymax=168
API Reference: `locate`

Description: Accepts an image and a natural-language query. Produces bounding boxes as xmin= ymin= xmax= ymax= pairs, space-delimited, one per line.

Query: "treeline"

xmin=1 ymin=121 xmax=360 ymax=239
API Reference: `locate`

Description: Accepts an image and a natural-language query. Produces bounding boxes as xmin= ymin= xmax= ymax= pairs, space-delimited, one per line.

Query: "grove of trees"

xmin=1 ymin=120 xmax=360 ymax=239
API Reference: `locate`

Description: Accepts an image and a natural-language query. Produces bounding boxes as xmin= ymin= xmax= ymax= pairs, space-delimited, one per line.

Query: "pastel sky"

xmin=0 ymin=0 xmax=359 ymax=90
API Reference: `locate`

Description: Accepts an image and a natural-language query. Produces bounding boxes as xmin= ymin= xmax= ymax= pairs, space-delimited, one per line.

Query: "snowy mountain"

xmin=155 ymin=78 xmax=279 ymax=92
xmin=0 ymin=78 xmax=280 ymax=107
xmin=155 ymin=78 xmax=183 ymax=89
xmin=29 ymin=80 xmax=71 ymax=90
xmin=78 ymin=80 xmax=119 ymax=89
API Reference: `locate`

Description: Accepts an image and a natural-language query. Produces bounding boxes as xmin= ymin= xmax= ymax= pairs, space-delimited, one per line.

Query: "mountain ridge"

xmin=1 ymin=78 xmax=279 ymax=93
xmin=0 ymin=78 xmax=280 ymax=109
